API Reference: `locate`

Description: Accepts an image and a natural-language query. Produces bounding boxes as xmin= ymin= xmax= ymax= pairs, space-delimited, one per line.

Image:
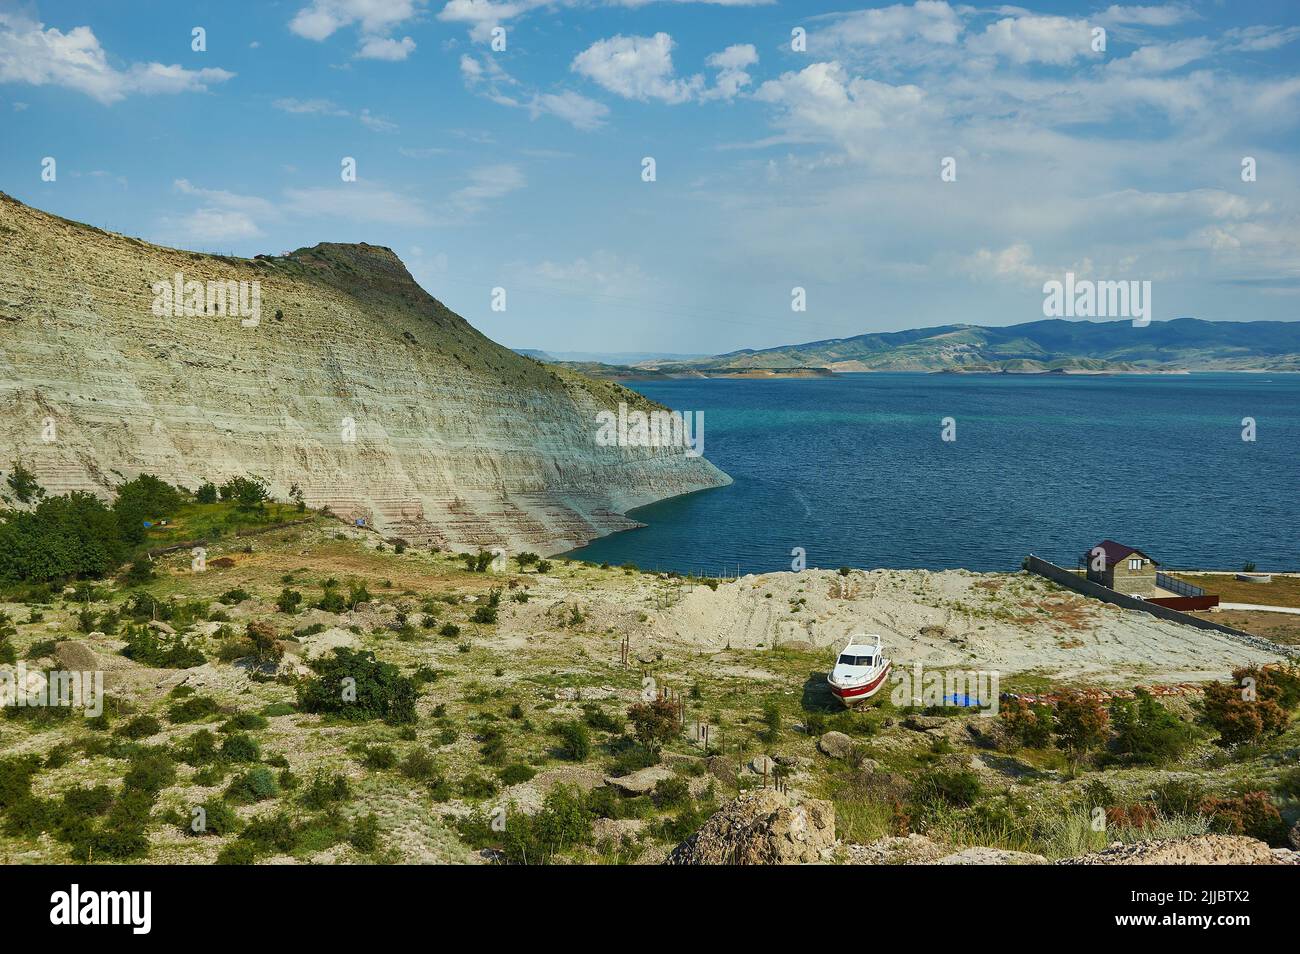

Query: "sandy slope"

xmin=648 ymin=568 xmax=1283 ymax=684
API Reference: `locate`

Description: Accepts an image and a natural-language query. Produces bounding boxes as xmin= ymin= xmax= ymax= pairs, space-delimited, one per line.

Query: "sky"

xmin=1 ymin=0 xmax=1298 ymax=355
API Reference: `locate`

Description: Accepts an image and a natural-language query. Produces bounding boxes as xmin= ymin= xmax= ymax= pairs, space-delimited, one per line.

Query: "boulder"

xmin=297 ymin=626 xmax=360 ymax=660
xmin=1291 ymin=821 xmax=1300 ymax=852
xmin=666 ymin=790 xmax=835 ymax=865
xmin=705 ymin=755 xmax=739 ymax=785
xmin=903 ymin=715 xmax=948 ymax=732
xmin=147 ymin=620 xmax=177 ymax=635
xmin=817 ymin=731 xmax=856 ymax=759
xmin=604 ymin=765 xmax=675 ymax=796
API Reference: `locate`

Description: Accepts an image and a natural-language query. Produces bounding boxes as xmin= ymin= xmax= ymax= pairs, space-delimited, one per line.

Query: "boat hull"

xmin=828 ymin=661 xmax=891 ymax=706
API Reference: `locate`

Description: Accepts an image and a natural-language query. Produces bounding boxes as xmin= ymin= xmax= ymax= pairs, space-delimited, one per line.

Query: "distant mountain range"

xmin=551 ymin=318 xmax=1300 ymax=378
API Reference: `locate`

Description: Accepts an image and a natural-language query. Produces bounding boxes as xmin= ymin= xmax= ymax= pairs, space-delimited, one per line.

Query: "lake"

xmin=566 ymin=373 xmax=1299 ymax=575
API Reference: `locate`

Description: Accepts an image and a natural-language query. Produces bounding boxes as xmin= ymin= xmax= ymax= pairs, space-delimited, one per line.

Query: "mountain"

xmin=0 ymin=193 xmax=728 ymax=553
xmin=645 ymin=318 xmax=1300 ymax=374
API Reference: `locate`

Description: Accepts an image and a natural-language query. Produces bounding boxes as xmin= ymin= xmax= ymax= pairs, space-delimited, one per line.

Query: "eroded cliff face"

xmin=0 ymin=193 xmax=729 ymax=553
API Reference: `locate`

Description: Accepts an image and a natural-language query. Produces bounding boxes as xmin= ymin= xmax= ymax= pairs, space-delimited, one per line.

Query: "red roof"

xmin=1085 ymin=540 xmax=1158 ymax=567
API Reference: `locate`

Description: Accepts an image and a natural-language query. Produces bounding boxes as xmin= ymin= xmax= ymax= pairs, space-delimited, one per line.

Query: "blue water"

xmin=567 ymin=373 xmax=1299 ymax=574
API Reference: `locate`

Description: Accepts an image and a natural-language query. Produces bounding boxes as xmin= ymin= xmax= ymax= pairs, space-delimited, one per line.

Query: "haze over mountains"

xmin=0 ymin=193 xmax=727 ymax=552
xmin=553 ymin=319 xmax=1300 ymax=377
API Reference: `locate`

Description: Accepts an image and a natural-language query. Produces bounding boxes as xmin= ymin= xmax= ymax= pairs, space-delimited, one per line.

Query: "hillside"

xmin=0 ymin=193 xmax=728 ymax=553
xmin=640 ymin=318 xmax=1300 ymax=374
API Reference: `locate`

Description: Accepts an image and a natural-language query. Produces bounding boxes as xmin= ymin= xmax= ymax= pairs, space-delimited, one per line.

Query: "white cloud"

xmin=289 ymin=0 xmax=421 ymax=40
xmin=273 ymin=97 xmax=398 ymax=131
xmin=1096 ymin=4 xmax=1199 ymax=28
xmin=529 ymin=90 xmax=609 ymax=130
xmin=822 ymin=1 xmax=962 ymax=48
xmin=966 ymin=15 xmax=1100 ymax=66
xmin=357 ymin=35 xmax=416 ymax=60
xmin=0 ymin=12 xmax=234 ymax=104
xmin=701 ymin=44 xmax=757 ymax=101
xmin=447 ymin=164 xmax=525 ymax=217
xmin=461 ymin=53 xmax=608 ymax=129
xmin=283 ymin=184 xmax=433 ymax=225
xmin=571 ymin=33 xmax=702 ymax=104
xmin=273 ymin=97 xmax=350 ymax=115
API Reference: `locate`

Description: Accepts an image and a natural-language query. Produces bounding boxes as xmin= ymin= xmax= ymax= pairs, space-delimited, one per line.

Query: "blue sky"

xmin=1 ymin=0 xmax=1298 ymax=355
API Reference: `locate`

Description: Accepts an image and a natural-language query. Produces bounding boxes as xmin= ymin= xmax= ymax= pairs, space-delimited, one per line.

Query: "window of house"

xmin=1128 ymin=558 xmax=1142 ymax=570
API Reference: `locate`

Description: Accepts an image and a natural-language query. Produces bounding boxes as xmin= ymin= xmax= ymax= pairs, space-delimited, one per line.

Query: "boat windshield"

xmin=838 ymin=654 xmax=874 ymax=667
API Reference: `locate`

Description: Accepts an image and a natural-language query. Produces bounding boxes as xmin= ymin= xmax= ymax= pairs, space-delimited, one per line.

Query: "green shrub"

xmin=300 ymin=772 xmax=351 ymax=810
xmin=349 ymin=813 xmax=380 ymax=852
xmin=296 ymin=648 xmax=417 ymax=724
xmin=1109 ymin=691 xmax=1198 ymax=766
xmin=225 ymin=767 xmax=280 ymax=803
xmin=554 ymin=721 xmax=591 ymax=761
xmin=167 ymin=695 xmax=220 ymax=723
xmin=913 ymin=768 xmax=982 ymax=808
xmin=115 ymin=714 xmax=162 ymax=740
xmin=188 ymin=798 xmax=240 ymax=836
xmin=360 ymin=745 xmax=397 ymax=770
xmin=498 ymin=763 xmax=536 ymax=785
xmin=653 ymin=776 xmax=690 ymax=809
xmin=123 ymin=749 xmax=177 ymax=795
xmin=220 ymin=733 xmax=261 ymax=763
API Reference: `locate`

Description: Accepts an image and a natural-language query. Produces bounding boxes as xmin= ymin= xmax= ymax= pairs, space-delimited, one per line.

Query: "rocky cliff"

xmin=0 ymin=192 xmax=729 ymax=553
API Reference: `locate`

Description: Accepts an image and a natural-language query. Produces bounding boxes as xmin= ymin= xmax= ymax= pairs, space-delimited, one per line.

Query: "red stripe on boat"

xmin=830 ymin=663 xmax=891 ymax=698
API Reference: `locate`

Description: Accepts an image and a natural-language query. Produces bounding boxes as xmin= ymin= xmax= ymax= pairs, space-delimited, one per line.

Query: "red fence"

xmin=1147 ymin=595 xmax=1220 ymax=611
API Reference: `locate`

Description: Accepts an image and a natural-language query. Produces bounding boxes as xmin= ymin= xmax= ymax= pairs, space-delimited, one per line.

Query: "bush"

xmin=360 ymin=745 xmax=397 ymax=770
xmin=652 ymin=775 xmax=690 ymax=809
xmin=458 ymin=784 xmax=592 ymax=865
xmin=554 ymin=721 xmax=591 ymax=761
xmin=120 ymin=625 xmax=206 ymax=668
xmin=1200 ymin=791 xmax=1287 ymax=844
xmin=218 ymin=588 xmax=252 ymax=605
xmin=627 ymin=698 xmax=679 ymax=754
xmin=1054 ymin=692 xmax=1109 ymax=760
xmin=188 ymin=798 xmax=240 ymax=836
xmin=472 ymin=605 xmax=498 ymax=624
xmin=219 ymin=476 xmax=270 ymax=512
xmin=276 ymin=588 xmax=303 ymax=614
xmin=175 ymin=729 xmax=220 ymax=766
xmin=316 ymin=588 xmax=347 ymax=614
xmin=0 ymin=491 xmax=124 ymax=584
xmin=115 ymin=714 xmax=162 ymax=740
xmin=296 ymin=648 xmax=418 ymax=724
xmin=582 ymin=705 xmax=624 ymax=734
xmin=167 ymin=695 xmax=220 ymax=723
xmin=913 ymin=768 xmax=982 ymax=808
xmin=112 ymin=475 xmax=185 ymax=547
xmin=123 ymin=749 xmax=177 ymax=794
xmin=220 ymin=733 xmax=261 ymax=763
xmin=300 ymin=772 xmax=351 ymax=810
xmin=999 ymin=697 xmax=1054 ymax=748
xmin=195 ymin=482 xmax=218 ymax=504
xmin=498 ymin=763 xmax=536 ymax=785
xmin=349 ymin=813 xmax=380 ymax=852
xmin=225 ymin=767 xmax=280 ymax=803
xmin=1202 ymin=665 xmax=1299 ymax=745
xmin=1109 ymin=690 xmax=1198 ymax=766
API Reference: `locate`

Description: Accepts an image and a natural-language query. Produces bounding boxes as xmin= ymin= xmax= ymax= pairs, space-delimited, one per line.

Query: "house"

xmin=1082 ymin=539 xmax=1159 ymax=595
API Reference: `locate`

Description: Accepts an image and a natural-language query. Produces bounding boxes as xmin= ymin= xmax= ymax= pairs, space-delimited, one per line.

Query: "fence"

xmin=1024 ymin=554 xmax=1298 ymax=659
xmin=1156 ymin=572 xmax=1205 ymax=598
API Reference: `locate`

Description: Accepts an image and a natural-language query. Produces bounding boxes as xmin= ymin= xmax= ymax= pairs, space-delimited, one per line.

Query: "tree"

xmin=112 ymin=475 xmax=185 ymax=546
xmin=297 ymin=648 xmax=417 ymax=724
xmin=4 ymin=460 xmax=44 ymax=504
xmin=1054 ymin=692 xmax=1109 ymax=763
xmin=1109 ymin=690 xmax=1197 ymax=765
xmin=219 ymin=476 xmax=271 ymax=513
xmin=289 ymin=483 xmax=306 ymax=513
xmin=195 ymin=482 xmax=218 ymax=504
xmin=627 ymin=697 xmax=679 ymax=754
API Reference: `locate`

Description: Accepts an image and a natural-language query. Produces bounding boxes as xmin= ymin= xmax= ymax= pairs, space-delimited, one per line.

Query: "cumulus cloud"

xmin=966 ymin=14 xmax=1101 ymax=66
xmin=572 ymin=33 xmax=702 ymax=104
xmin=0 ymin=12 xmax=234 ymax=104
xmin=356 ymin=35 xmax=416 ymax=60
xmin=289 ymin=0 xmax=421 ymax=59
xmin=701 ymin=44 xmax=758 ymax=101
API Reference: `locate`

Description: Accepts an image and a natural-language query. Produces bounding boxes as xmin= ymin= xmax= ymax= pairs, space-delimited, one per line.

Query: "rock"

xmin=604 ymin=765 xmax=674 ymax=796
xmin=592 ymin=818 xmax=645 ymax=848
xmin=934 ymin=847 xmax=1047 ymax=865
xmin=297 ymin=626 xmax=360 ymax=660
xmin=773 ymin=753 xmax=802 ymax=768
xmin=705 ymin=755 xmax=739 ymax=785
xmin=666 ymin=791 xmax=835 ymax=865
xmin=749 ymin=755 xmax=775 ymax=776
xmin=902 ymin=715 xmax=948 ymax=732
xmin=965 ymin=718 xmax=1003 ymax=748
xmin=1291 ymin=821 xmax=1300 ymax=852
xmin=845 ymin=833 xmax=952 ymax=866
xmin=1059 ymin=835 xmax=1286 ymax=865
xmin=147 ymin=620 xmax=176 ymax=635
xmin=817 ymin=731 xmax=856 ymax=759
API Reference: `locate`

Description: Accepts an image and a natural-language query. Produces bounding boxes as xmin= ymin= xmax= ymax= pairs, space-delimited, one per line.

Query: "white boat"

xmin=827 ymin=635 xmax=891 ymax=706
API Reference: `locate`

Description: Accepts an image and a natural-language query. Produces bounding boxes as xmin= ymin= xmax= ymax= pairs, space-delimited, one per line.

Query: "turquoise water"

xmin=567 ymin=373 xmax=1299 ymax=574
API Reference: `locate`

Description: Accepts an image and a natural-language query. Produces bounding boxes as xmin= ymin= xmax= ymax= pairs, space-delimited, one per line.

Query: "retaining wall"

xmin=1025 ymin=554 xmax=1299 ymax=660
